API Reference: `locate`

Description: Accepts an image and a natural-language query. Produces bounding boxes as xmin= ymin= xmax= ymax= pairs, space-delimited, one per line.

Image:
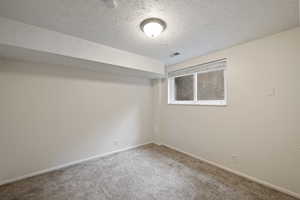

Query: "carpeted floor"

xmin=0 ymin=144 xmax=298 ymax=200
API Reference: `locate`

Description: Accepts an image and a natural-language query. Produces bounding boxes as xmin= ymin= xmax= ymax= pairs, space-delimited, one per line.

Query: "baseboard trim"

xmin=0 ymin=142 xmax=153 ymax=186
xmin=161 ymin=143 xmax=300 ymax=199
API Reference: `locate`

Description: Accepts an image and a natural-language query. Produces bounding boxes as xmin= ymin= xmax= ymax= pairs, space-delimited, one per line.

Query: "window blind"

xmin=168 ymin=59 xmax=226 ymax=77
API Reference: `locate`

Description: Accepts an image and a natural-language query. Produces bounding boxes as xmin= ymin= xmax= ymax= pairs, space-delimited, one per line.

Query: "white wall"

xmin=0 ymin=59 xmax=154 ymax=183
xmin=157 ymin=27 xmax=300 ymax=195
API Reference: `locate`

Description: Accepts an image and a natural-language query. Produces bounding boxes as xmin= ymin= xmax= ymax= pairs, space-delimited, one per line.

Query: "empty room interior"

xmin=0 ymin=0 xmax=300 ymax=199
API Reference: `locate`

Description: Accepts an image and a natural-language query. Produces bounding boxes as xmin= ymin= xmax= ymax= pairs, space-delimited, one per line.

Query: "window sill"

xmin=168 ymin=100 xmax=227 ymax=106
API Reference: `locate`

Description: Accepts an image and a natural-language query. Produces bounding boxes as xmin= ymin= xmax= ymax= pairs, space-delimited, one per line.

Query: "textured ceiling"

xmin=0 ymin=0 xmax=299 ymax=65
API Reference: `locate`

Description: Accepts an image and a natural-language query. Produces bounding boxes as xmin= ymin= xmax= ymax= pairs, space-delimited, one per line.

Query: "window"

xmin=174 ymin=74 xmax=194 ymax=101
xmin=168 ymin=59 xmax=227 ymax=105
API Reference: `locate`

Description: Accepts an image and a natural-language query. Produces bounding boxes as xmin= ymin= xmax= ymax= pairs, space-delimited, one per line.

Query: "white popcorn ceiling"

xmin=0 ymin=0 xmax=298 ymax=65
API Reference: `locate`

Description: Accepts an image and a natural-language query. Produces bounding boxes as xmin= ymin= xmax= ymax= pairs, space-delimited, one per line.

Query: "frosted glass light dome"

xmin=140 ymin=18 xmax=167 ymax=38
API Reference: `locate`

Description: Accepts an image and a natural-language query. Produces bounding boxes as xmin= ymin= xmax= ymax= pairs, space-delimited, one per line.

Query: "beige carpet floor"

xmin=0 ymin=144 xmax=298 ymax=200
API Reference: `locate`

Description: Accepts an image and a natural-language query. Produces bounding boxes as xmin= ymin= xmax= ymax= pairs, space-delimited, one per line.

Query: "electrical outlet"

xmin=266 ymin=88 xmax=276 ymax=97
xmin=154 ymin=125 xmax=159 ymax=134
xmin=113 ymin=141 xmax=120 ymax=147
xmin=231 ymin=155 xmax=239 ymax=164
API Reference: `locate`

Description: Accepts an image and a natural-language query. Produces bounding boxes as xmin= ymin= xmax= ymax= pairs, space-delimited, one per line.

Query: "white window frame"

xmin=168 ymin=67 xmax=227 ymax=106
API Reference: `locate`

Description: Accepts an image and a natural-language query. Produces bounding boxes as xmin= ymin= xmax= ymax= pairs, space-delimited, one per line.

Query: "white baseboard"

xmin=160 ymin=143 xmax=300 ymax=199
xmin=0 ymin=142 xmax=153 ymax=186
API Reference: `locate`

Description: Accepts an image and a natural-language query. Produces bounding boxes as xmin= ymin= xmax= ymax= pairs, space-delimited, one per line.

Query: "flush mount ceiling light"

xmin=140 ymin=18 xmax=167 ymax=38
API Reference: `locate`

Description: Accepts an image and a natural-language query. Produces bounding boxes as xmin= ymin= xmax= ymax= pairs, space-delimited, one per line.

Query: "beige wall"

xmin=0 ymin=60 xmax=154 ymax=183
xmin=157 ymin=27 xmax=300 ymax=194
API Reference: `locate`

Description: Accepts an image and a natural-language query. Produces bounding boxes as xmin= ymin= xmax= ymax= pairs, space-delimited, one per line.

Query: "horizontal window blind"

xmin=168 ymin=59 xmax=226 ymax=77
